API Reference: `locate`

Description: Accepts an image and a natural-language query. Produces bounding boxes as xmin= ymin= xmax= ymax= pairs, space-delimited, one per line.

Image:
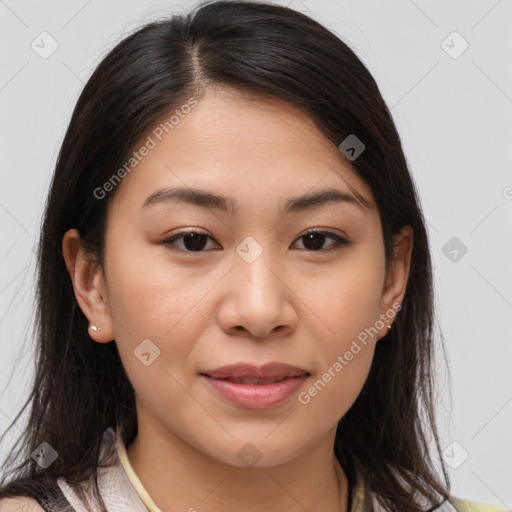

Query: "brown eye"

xmin=162 ymin=229 xmax=351 ymax=254
xmin=292 ymin=230 xmax=351 ymax=252
xmin=162 ymin=230 xmax=219 ymax=252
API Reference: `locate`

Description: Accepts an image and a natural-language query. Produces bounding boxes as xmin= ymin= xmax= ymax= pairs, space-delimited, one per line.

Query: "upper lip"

xmin=201 ymin=362 xmax=310 ymax=379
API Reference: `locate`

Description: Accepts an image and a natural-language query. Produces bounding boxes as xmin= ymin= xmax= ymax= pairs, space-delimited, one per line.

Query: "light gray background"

xmin=1 ymin=0 xmax=511 ymax=506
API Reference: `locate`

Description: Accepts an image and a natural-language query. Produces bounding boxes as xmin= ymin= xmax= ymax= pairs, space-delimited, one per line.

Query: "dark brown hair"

xmin=1 ymin=1 xmax=455 ymax=510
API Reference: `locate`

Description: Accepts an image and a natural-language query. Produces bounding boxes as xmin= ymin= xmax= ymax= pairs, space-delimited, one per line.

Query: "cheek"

xmin=104 ymin=237 xmax=216 ymax=334
xmin=309 ymin=252 xmax=385 ymax=338
xmin=297 ymin=329 xmax=377 ymax=424
xmin=297 ymin=253 xmax=383 ymax=415
xmin=102 ymin=239 xmax=215 ymax=379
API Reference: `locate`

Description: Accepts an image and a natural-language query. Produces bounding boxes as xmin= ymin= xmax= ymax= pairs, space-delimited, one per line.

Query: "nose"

xmin=216 ymin=245 xmax=299 ymax=339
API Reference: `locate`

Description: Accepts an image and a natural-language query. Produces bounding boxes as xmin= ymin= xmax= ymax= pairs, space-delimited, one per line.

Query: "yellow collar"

xmin=113 ymin=426 xmax=507 ymax=512
xmin=115 ymin=426 xmax=162 ymax=512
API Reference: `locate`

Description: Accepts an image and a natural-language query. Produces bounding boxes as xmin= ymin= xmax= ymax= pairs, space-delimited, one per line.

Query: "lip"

xmin=200 ymin=362 xmax=310 ymax=410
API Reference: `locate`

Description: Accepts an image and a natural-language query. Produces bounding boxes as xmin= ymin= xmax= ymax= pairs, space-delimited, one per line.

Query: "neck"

xmin=125 ymin=421 xmax=349 ymax=512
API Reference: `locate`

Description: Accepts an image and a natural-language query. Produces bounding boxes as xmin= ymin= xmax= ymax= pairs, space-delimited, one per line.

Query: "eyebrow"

xmin=140 ymin=186 xmax=369 ymax=215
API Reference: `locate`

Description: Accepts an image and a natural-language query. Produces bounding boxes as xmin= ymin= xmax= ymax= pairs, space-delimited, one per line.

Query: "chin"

xmin=202 ymin=434 xmax=313 ymax=469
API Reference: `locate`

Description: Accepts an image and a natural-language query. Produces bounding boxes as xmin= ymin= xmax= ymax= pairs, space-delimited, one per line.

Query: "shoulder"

xmin=451 ymin=496 xmax=511 ymax=512
xmin=0 ymin=496 xmax=45 ymax=511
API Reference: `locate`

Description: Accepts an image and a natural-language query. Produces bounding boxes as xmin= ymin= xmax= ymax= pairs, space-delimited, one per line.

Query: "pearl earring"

xmin=91 ymin=325 xmax=101 ymax=332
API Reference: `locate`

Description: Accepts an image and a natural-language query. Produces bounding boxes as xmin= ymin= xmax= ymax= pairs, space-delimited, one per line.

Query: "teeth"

xmin=225 ymin=377 xmax=289 ymax=384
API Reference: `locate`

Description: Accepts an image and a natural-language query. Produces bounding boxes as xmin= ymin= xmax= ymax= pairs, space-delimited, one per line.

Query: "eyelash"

xmin=161 ymin=229 xmax=352 ymax=254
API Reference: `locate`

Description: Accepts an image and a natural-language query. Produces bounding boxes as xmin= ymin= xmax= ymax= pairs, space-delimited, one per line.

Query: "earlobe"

xmin=61 ymin=228 xmax=115 ymax=343
xmin=378 ymin=225 xmax=414 ymax=335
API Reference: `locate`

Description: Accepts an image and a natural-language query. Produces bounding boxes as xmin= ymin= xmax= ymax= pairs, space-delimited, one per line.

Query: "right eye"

xmin=161 ymin=230 xmax=220 ymax=252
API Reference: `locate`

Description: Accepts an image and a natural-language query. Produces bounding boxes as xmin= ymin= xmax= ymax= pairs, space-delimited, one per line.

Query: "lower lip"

xmin=201 ymin=375 xmax=308 ymax=409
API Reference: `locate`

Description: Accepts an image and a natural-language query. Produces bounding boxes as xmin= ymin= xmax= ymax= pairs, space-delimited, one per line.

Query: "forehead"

xmin=106 ymin=87 xmax=374 ymax=215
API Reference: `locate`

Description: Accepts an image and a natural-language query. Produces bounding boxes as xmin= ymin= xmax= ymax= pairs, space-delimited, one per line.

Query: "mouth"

xmin=213 ymin=376 xmax=291 ymax=385
xmin=199 ymin=362 xmax=310 ymax=409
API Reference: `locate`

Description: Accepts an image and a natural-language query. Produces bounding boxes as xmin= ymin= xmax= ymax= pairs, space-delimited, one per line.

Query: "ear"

xmin=61 ymin=228 xmax=115 ymax=343
xmin=376 ymin=225 xmax=414 ymax=339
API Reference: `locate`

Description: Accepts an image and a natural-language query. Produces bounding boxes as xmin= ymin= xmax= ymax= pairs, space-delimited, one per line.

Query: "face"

xmin=63 ymin=86 xmax=412 ymax=468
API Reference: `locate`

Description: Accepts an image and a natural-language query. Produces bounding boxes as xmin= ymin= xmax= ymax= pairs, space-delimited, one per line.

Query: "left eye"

xmin=162 ymin=229 xmax=351 ymax=253
xmin=292 ymin=230 xmax=351 ymax=252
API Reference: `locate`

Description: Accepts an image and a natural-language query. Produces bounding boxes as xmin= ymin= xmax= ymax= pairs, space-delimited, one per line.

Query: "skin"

xmin=62 ymin=86 xmax=413 ymax=512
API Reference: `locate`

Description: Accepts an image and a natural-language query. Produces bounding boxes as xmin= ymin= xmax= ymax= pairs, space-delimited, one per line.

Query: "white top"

xmin=54 ymin=426 xmax=506 ymax=512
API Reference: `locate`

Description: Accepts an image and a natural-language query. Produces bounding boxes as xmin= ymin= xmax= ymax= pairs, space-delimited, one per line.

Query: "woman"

xmin=0 ymin=1 xmax=507 ymax=511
